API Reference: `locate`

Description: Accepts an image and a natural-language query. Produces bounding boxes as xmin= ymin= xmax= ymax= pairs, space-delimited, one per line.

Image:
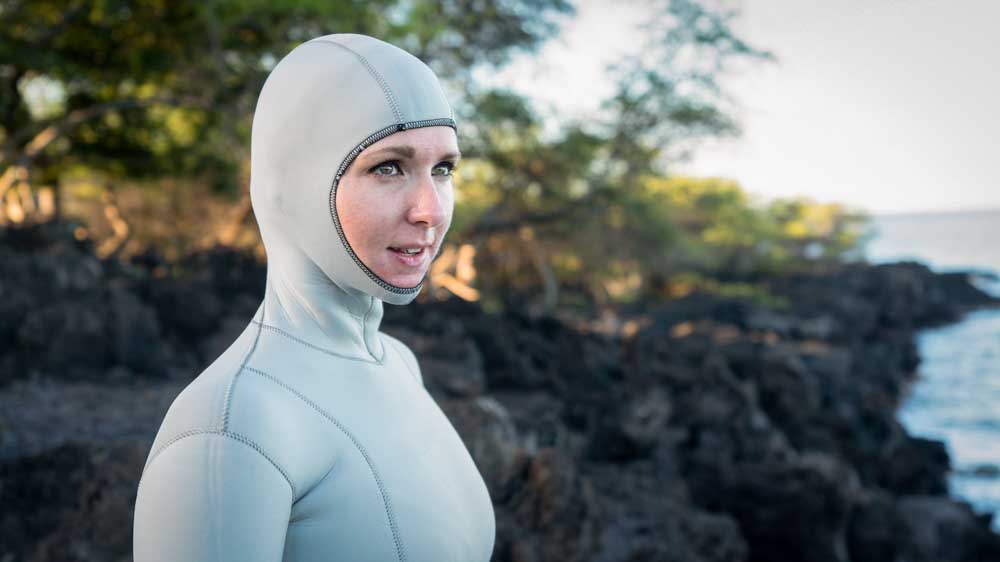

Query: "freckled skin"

xmin=336 ymin=126 xmax=458 ymax=288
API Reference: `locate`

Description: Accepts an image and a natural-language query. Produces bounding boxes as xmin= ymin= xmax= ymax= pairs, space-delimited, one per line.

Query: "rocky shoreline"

xmin=2 ymin=219 xmax=999 ymax=562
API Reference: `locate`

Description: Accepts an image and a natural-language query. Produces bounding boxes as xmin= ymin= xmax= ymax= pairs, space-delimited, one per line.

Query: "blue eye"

xmin=369 ymin=161 xmax=401 ymax=176
xmin=367 ymin=160 xmax=457 ymax=178
xmin=433 ymin=162 xmax=457 ymax=176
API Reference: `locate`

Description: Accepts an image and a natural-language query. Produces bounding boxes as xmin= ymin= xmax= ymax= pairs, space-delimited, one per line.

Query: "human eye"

xmin=368 ymin=160 xmax=402 ymax=177
xmin=432 ymin=161 xmax=457 ymax=177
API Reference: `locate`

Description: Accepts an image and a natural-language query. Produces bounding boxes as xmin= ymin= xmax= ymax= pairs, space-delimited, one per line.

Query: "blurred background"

xmin=1 ymin=0 xmax=999 ymax=560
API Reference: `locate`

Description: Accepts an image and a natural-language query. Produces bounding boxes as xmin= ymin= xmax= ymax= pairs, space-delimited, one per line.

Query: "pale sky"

xmin=472 ymin=0 xmax=1000 ymax=215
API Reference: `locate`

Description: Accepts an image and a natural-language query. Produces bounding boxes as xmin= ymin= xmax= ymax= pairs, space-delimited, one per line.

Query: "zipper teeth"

xmin=329 ymin=118 xmax=457 ymax=294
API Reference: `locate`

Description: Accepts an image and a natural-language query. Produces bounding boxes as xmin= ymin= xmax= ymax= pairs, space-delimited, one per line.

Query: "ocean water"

xmin=864 ymin=209 xmax=1000 ymax=531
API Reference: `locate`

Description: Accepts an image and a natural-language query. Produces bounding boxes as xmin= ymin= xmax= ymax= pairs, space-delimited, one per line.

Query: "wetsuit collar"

xmin=256 ymin=221 xmax=385 ymax=362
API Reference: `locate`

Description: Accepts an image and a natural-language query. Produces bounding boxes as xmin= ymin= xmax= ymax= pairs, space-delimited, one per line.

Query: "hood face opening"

xmin=328 ymin=118 xmax=457 ymax=297
xmin=249 ymin=33 xmax=457 ymax=307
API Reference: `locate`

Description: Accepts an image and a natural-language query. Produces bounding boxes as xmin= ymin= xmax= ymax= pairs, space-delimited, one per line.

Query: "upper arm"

xmin=133 ymin=431 xmax=294 ymax=562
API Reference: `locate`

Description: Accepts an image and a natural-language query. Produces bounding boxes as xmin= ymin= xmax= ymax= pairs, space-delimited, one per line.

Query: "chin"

xmin=378 ymin=267 xmax=426 ymax=289
xmin=390 ymin=275 xmax=425 ymax=289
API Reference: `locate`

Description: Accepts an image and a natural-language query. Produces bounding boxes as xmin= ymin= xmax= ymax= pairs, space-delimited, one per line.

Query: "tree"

xmin=0 ymin=0 xmax=572 ymax=245
xmin=446 ymin=0 xmax=778 ymax=309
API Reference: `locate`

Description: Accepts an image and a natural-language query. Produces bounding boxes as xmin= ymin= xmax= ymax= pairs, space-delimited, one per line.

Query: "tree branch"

xmin=463 ymin=185 xmax=614 ymax=237
xmin=0 ymin=94 xmax=211 ymax=198
xmin=4 ymin=94 xmax=210 ymax=161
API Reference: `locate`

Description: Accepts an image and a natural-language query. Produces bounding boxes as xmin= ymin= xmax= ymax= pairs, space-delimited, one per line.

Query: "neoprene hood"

xmin=250 ymin=32 xmax=456 ymax=304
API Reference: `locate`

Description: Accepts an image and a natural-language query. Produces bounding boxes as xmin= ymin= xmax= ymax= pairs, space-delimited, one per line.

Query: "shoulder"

xmin=144 ymin=364 xmax=334 ymax=503
xmin=380 ymin=331 xmax=423 ymax=386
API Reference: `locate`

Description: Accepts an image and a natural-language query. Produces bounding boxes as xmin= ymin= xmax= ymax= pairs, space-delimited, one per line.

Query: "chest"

xmin=262 ymin=351 xmax=496 ymax=561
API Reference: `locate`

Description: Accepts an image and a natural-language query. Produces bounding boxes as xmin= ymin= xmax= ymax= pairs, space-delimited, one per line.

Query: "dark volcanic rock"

xmin=847 ymin=488 xmax=899 ymax=562
xmin=894 ymin=495 xmax=1000 ymax=562
xmin=880 ymin=435 xmax=951 ymax=495
xmin=498 ymin=446 xmax=605 ymax=562
xmin=0 ymin=221 xmax=267 ymax=388
xmin=0 ymin=438 xmax=149 ymax=562
xmin=585 ymin=384 xmax=672 ymax=463
xmin=845 ymin=489 xmax=1000 ymax=562
xmin=134 ymin=246 xmax=265 ymax=362
xmin=5 ymin=220 xmax=1000 ymax=562
xmin=695 ymin=451 xmax=861 ymax=562
xmin=0 ymin=221 xmax=168 ymax=385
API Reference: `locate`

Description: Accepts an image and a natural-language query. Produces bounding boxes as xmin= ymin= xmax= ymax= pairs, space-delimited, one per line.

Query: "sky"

xmin=472 ymin=0 xmax=1000 ymax=216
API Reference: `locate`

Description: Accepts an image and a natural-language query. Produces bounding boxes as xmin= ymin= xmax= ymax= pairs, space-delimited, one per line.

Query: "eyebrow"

xmin=362 ymin=145 xmax=461 ymax=161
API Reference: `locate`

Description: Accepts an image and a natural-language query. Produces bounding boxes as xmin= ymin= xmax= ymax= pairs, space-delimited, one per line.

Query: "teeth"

xmin=392 ymin=247 xmax=422 ymax=254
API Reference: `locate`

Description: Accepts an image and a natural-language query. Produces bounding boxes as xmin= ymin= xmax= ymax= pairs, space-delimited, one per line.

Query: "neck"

xmin=256 ymin=229 xmax=385 ymax=363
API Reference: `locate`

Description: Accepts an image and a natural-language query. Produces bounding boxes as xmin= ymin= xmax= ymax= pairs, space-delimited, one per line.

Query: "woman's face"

xmin=336 ymin=126 xmax=459 ymax=289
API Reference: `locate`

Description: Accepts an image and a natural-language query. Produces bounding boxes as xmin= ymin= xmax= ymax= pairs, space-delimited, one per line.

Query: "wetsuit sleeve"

xmin=133 ymin=431 xmax=293 ymax=561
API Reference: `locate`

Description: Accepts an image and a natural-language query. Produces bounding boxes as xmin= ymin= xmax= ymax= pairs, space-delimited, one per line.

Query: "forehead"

xmin=362 ymin=126 xmax=459 ymax=157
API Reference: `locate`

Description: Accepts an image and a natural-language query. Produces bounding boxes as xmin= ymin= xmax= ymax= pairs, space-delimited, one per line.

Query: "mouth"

xmin=387 ymin=244 xmax=430 ymax=267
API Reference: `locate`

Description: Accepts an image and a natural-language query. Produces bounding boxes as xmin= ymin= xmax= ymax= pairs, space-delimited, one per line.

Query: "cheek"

xmin=443 ymin=190 xmax=456 ymax=228
xmin=337 ymin=182 xmax=388 ymax=248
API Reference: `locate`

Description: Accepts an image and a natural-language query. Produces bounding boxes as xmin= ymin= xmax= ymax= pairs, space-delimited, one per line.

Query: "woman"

xmin=133 ymin=33 xmax=496 ymax=561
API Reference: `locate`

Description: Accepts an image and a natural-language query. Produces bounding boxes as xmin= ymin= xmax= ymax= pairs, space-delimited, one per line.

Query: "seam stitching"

xmin=244 ymin=366 xmax=408 ymax=562
xmin=222 ymin=299 xmax=266 ymax=430
xmin=435 ymin=74 xmax=454 ymax=121
xmin=251 ymin=320 xmax=383 ymax=365
xmin=314 ymin=39 xmax=402 ymax=122
xmin=139 ymin=429 xmax=297 ymax=499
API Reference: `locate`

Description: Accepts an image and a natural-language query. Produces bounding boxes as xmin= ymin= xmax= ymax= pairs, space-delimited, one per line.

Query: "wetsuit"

xmin=132 ymin=33 xmax=496 ymax=561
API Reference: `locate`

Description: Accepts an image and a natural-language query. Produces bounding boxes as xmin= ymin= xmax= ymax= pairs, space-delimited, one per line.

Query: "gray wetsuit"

xmin=132 ymin=33 xmax=496 ymax=561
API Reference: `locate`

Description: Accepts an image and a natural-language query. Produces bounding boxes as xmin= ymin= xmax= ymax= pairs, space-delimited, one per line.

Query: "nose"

xmin=406 ymin=170 xmax=448 ymax=227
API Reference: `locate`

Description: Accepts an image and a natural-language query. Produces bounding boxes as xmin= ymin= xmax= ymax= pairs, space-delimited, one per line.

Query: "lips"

xmin=388 ymin=241 xmax=433 ymax=253
xmin=387 ymin=244 xmax=430 ymax=266
xmin=388 ymin=246 xmax=427 ymax=254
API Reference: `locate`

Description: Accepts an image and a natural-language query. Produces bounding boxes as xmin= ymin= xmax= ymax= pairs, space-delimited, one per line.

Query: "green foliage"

xmin=438 ymin=1 xmax=875 ymax=310
xmin=660 ymin=271 xmax=793 ymax=310
xmin=0 ymin=0 xmax=570 ymax=193
xmin=388 ymin=0 xmax=574 ymax=75
xmin=2 ymin=0 xmax=876 ymax=312
xmin=637 ymin=175 xmax=873 ymax=278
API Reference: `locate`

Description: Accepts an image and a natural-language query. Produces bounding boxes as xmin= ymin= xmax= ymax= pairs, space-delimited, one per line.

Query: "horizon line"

xmin=870 ymin=206 xmax=1000 ymax=218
